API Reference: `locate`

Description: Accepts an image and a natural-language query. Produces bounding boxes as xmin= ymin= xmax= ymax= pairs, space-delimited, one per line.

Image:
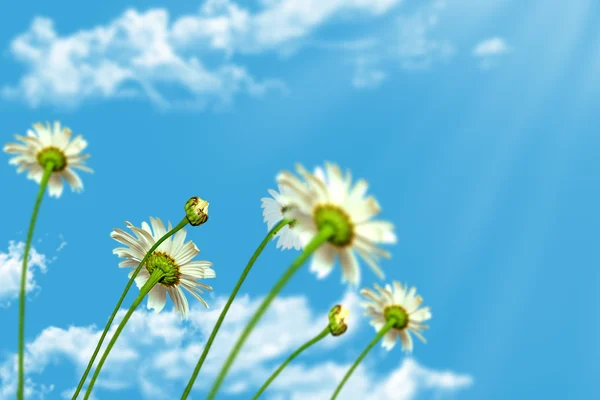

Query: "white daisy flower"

xmin=261 ymin=184 xmax=302 ymax=250
xmin=361 ymin=282 xmax=431 ymax=352
xmin=276 ymin=162 xmax=396 ymax=285
xmin=3 ymin=121 xmax=93 ymax=198
xmin=111 ymin=217 xmax=215 ymax=320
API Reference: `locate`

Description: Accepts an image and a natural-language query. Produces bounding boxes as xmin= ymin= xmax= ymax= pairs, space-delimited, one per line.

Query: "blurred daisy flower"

xmin=3 ymin=121 xmax=92 ymax=197
xmin=261 ymin=184 xmax=302 ymax=250
xmin=276 ymin=162 xmax=396 ymax=285
xmin=361 ymin=281 xmax=431 ymax=352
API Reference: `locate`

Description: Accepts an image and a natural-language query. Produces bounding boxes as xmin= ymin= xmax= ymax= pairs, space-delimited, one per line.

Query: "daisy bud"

xmin=328 ymin=304 xmax=349 ymax=336
xmin=185 ymin=197 xmax=209 ymax=226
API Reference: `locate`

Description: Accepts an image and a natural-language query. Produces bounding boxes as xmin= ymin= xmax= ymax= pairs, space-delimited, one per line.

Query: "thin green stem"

xmin=83 ymin=270 xmax=165 ymax=399
xmin=181 ymin=219 xmax=294 ymax=399
xmin=252 ymin=326 xmax=331 ymax=400
xmin=207 ymin=225 xmax=336 ymax=400
xmin=73 ymin=217 xmax=188 ymax=399
xmin=17 ymin=162 xmax=54 ymax=400
xmin=330 ymin=319 xmax=397 ymax=400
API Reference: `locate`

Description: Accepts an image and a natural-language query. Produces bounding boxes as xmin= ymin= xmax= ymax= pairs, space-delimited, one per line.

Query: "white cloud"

xmin=2 ymin=10 xmax=285 ymax=109
xmin=0 ymin=290 xmax=471 ymax=399
xmin=0 ymin=241 xmax=48 ymax=308
xmin=4 ymin=0 xmax=460 ymax=107
xmin=266 ymin=358 xmax=473 ymax=399
xmin=473 ymin=37 xmax=510 ymax=57
xmin=472 ymin=37 xmax=511 ymax=69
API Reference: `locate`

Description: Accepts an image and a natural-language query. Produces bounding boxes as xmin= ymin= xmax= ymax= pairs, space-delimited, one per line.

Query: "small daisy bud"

xmin=185 ymin=197 xmax=209 ymax=226
xmin=328 ymin=304 xmax=349 ymax=336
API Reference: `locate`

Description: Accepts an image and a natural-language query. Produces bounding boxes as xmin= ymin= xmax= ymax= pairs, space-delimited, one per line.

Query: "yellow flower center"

xmin=146 ymin=251 xmax=181 ymax=286
xmin=36 ymin=147 xmax=67 ymax=172
xmin=313 ymin=204 xmax=354 ymax=247
xmin=384 ymin=305 xmax=409 ymax=330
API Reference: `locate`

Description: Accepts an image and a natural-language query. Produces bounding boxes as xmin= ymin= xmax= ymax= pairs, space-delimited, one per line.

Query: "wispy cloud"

xmin=0 ymin=290 xmax=471 ymax=399
xmin=0 ymin=241 xmax=48 ymax=308
xmin=344 ymin=0 xmax=454 ymax=89
xmin=472 ymin=37 xmax=511 ymax=69
xmin=2 ymin=0 xmax=460 ymax=107
xmin=56 ymin=235 xmax=67 ymax=252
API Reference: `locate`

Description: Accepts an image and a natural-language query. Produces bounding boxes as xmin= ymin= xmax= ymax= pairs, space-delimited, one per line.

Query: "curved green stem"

xmin=330 ymin=319 xmax=397 ymax=400
xmin=17 ymin=162 xmax=54 ymax=400
xmin=73 ymin=217 xmax=188 ymax=399
xmin=207 ymin=225 xmax=335 ymax=400
xmin=181 ymin=219 xmax=293 ymax=399
xmin=83 ymin=269 xmax=165 ymax=399
xmin=252 ymin=326 xmax=331 ymax=400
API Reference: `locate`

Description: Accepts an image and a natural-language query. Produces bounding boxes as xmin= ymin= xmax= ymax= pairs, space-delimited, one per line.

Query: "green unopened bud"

xmin=328 ymin=304 xmax=349 ymax=336
xmin=185 ymin=197 xmax=209 ymax=226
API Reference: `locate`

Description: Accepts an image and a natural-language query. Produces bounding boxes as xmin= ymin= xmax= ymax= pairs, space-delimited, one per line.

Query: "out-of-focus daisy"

xmin=111 ymin=217 xmax=215 ymax=320
xmin=276 ymin=162 xmax=396 ymax=285
xmin=3 ymin=121 xmax=92 ymax=198
xmin=361 ymin=282 xmax=431 ymax=352
xmin=261 ymin=184 xmax=302 ymax=250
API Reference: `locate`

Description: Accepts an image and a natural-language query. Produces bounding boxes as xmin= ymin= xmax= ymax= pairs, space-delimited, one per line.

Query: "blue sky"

xmin=1 ymin=0 xmax=599 ymax=399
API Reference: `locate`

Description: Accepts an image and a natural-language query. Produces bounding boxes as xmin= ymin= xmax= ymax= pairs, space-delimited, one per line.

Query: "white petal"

xmin=168 ymin=287 xmax=189 ymax=320
xmin=129 ymin=268 xmax=150 ymax=289
xmin=147 ymin=284 xmax=167 ymax=313
xmin=339 ymin=248 xmax=360 ymax=285
xmin=399 ymin=330 xmax=413 ymax=353
xmin=26 ymin=164 xmax=44 ymax=184
xmin=355 ymin=220 xmax=396 ymax=244
xmin=32 ymin=123 xmax=52 ymax=145
xmin=410 ymin=307 xmax=432 ymax=322
xmin=64 ymin=134 xmax=88 ymax=156
xmin=47 ymin=173 xmax=64 ymax=198
xmin=309 ymin=245 xmax=336 ymax=278
xmin=61 ymin=168 xmax=84 ymax=192
xmin=381 ymin=331 xmax=398 ymax=351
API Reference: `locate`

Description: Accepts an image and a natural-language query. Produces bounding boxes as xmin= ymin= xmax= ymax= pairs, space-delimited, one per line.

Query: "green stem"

xmin=181 ymin=219 xmax=293 ymax=399
xmin=17 ymin=162 xmax=54 ymax=400
xmin=330 ymin=319 xmax=397 ymax=400
xmin=73 ymin=217 xmax=188 ymax=399
xmin=252 ymin=326 xmax=331 ymax=400
xmin=207 ymin=225 xmax=335 ymax=400
xmin=83 ymin=269 xmax=165 ymax=399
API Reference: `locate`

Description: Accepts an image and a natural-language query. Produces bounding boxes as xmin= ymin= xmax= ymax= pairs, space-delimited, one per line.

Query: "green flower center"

xmin=313 ymin=204 xmax=354 ymax=247
xmin=146 ymin=251 xmax=181 ymax=286
xmin=384 ymin=305 xmax=409 ymax=330
xmin=36 ymin=147 xmax=67 ymax=172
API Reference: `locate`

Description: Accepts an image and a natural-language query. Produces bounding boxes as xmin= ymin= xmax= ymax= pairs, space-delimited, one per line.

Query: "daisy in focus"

xmin=111 ymin=217 xmax=215 ymax=320
xmin=3 ymin=121 xmax=92 ymax=198
xmin=261 ymin=184 xmax=302 ymax=250
xmin=361 ymin=281 xmax=431 ymax=352
xmin=276 ymin=162 xmax=396 ymax=285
